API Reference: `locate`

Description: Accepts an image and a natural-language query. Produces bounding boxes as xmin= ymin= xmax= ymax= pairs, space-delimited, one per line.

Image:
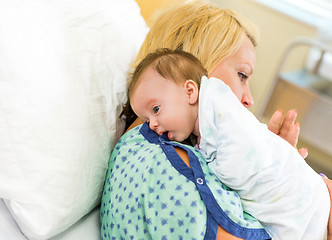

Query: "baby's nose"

xmin=149 ymin=119 xmax=159 ymax=131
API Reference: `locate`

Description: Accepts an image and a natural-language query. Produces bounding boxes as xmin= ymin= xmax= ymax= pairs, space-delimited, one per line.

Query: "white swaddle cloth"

xmin=198 ymin=76 xmax=330 ymax=239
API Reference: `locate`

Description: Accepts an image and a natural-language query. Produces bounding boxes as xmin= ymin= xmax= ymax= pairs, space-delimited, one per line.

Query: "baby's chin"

xmin=168 ymin=132 xmax=190 ymax=142
xmin=166 ymin=131 xmax=177 ymax=141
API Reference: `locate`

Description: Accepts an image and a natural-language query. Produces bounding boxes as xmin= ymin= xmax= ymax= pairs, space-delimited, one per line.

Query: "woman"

xmin=127 ymin=1 xmax=307 ymax=158
xmin=101 ymin=1 xmax=328 ymax=239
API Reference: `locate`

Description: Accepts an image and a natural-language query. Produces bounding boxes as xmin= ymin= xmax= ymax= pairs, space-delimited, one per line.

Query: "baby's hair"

xmin=128 ymin=48 xmax=208 ymax=99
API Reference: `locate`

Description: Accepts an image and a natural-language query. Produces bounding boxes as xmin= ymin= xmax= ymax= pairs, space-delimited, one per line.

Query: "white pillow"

xmin=0 ymin=0 xmax=148 ymax=239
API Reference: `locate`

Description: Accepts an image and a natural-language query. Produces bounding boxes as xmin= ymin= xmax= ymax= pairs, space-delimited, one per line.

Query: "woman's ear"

xmin=184 ymin=80 xmax=199 ymax=105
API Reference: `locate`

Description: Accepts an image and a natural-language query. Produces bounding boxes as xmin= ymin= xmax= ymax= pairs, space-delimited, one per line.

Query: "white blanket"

xmin=199 ymin=76 xmax=330 ymax=239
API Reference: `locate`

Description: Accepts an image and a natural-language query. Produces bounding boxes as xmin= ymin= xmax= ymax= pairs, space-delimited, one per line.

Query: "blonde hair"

xmin=133 ymin=0 xmax=259 ymax=74
xmin=129 ymin=48 xmax=207 ymax=100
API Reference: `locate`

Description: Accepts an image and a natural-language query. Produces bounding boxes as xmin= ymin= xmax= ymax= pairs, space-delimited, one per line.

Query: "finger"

xmin=321 ymin=177 xmax=332 ymax=201
xmin=298 ymin=147 xmax=308 ymax=159
xmin=279 ymin=109 xmax=297 ymax=135
xmin=320 ymin=173 xmax=329 ymax=179
xmin=279 ymin=110 xmax=299 ymax=147
xmin=284 ymin=109 xmax=297 ymax=124
xmin=268 ymin=110 xmax=283 ymax=134
xmin=282 ymin=122 xmax=300 ymax=147
xmin=279 ymin=121 xmax=299 ymax=147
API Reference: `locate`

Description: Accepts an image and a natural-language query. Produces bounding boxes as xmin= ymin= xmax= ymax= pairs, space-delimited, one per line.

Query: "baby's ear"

xmin=184 ymin=80 xmax=199 ymax=104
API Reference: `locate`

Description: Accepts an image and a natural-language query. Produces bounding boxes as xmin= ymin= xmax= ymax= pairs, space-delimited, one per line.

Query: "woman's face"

xmin=209 ymin=36 xmax=256 ymax=108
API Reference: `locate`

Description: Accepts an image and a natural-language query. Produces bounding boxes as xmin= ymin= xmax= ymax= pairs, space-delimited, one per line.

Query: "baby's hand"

xmin=268 ymin=109 xmax=308 ymax=158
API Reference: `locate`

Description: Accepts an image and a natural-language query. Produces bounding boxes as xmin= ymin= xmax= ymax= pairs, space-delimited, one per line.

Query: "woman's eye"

xmin=153 ymin=106 xmax=160 ymax=114
xmin=238 ymin=72 xmax=248 ymax=82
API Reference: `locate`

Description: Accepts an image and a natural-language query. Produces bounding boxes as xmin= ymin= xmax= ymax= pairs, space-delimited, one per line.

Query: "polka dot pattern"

xmin=100 ymin=124 xmax=268 ymax=239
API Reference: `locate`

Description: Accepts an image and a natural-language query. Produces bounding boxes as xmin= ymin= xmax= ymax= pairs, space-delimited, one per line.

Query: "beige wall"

xmin=209 ymin=0 xmax=317 ymax=114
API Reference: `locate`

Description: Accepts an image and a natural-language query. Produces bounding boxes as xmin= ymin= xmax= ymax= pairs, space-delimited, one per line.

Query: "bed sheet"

xmin=0 ymin=199 xmax=100 ymax=240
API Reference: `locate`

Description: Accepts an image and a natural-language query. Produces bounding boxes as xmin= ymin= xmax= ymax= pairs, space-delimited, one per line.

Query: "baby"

xmin=129 ymin=48 xmax=330 ymax=239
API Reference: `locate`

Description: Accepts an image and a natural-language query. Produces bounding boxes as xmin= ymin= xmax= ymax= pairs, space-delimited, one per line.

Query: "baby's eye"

xmin=238 ymin=72 xmax=248 ymax=82
xmin=153 ymin=106 xmax=160 ymax=114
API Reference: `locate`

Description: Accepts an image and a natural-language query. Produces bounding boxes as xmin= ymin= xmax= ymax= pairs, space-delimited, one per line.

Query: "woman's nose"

xmin=241 ymin=90 xmax=254 ymax=108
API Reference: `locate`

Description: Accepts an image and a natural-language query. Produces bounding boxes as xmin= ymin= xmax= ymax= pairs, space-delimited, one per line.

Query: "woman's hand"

xmin=321 ymin=174 xmax=332 ymax=240
xmin=267 ymin=109 xmax=308 ymax=158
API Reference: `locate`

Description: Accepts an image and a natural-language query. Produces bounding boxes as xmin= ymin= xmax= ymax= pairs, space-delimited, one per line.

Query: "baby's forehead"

xmin=130 ymin=66 xmax=155 ymax=94
xmin=139 ymin=65 xmax=185 ymax=86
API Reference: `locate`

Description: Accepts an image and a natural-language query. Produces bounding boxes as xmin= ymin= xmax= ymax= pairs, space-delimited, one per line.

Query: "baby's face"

xmin=130 ymin=67 xmax=198 ymax=142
